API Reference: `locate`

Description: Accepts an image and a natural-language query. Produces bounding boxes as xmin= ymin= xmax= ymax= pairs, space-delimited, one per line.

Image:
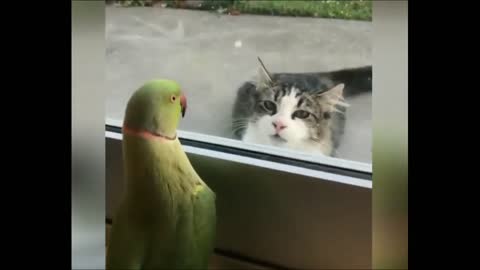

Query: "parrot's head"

xmin=123 ymin=79 xmax=187 ymax=140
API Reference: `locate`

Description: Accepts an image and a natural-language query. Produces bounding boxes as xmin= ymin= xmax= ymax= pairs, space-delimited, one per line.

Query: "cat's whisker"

xmin=232 ymin=123 xmax=246 ymax=128
xmin=232 ymin=124 xmax=248 ymax=133
xmin=325 ymin=94 xmax=346 ymax=101
xmin=232 ymin=124 xmax=247 ymax=129
xmin=325 ymin=94 xmax=343 ymax=99
xmin=326 ymin=100 xmax=350 ymax=108
xmin=232 ymin=118 xmax=251 ymax=123
xmin=232 ymin=127 xmax=247 ymax=133
xmin=232 ymin=120 xmax=248 ymax=125
xmin=332 ymin=108 xmax=346 ymax=114
xmin=336 ymin=101 xmax=350 ymax=107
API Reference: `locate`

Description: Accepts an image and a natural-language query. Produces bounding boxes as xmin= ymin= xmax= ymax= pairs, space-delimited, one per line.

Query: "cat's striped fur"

xmin=232 ymin=58 xmax=372 ymax=157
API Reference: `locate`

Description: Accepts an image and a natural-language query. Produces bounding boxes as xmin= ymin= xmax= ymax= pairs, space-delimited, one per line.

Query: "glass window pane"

xmin=106 ymin=0 xmax=372 ymax=166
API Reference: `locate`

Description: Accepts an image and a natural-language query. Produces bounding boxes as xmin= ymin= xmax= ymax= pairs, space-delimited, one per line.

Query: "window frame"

xmin=106 ymin=117 xmax=372 ymax=179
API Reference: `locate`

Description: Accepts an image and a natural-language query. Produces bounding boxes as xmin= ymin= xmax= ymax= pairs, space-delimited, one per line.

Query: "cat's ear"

xmin=316 ymin=83 xmax=349 ymax=111
xmin=255 ymin=57 xmax=273 ymax=88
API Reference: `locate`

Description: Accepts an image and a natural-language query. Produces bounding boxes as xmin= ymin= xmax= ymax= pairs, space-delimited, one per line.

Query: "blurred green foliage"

xmin=111 ymin=0 xmax=372 ymax=21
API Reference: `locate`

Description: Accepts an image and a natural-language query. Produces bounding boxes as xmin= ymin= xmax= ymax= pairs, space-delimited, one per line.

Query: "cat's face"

xmin=248 ymin=62 xmax=346 ymax=148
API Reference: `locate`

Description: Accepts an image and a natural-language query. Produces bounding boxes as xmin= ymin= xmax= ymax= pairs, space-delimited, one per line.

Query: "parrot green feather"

xmin=107 ymin=79 xmax=216 ymax=270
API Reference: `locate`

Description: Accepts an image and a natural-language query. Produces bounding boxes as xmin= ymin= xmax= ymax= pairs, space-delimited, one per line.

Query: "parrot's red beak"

xmin=180 ymin=94 xmax=187 ymax=118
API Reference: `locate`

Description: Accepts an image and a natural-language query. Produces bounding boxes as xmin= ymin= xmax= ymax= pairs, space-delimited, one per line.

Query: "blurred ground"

xmin=106 ymin=7 xmax=372 ymax=163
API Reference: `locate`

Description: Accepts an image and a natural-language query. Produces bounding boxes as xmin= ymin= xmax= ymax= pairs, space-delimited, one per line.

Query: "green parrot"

xmin=107 ymin=79 xmax=216 ymax=270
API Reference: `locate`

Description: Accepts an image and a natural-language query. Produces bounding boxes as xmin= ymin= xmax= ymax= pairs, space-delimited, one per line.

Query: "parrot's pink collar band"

xmin=122 ymin=126 xmax=177 ymax=141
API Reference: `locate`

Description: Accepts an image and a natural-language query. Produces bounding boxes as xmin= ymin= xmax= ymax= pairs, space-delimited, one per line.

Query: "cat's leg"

xmin=297 ymin=140 xmax=333 ymax=157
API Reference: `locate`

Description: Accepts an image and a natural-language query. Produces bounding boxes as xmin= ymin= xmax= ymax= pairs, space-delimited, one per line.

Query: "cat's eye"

xmin=262 ymin=101 xmax=277 ymax=113
xmin=293 ymin=110 xmax=310 ymax=119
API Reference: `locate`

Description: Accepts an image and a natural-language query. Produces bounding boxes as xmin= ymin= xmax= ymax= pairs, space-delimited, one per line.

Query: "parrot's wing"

xmin=192 ymin=184 xmax=217 ymax=268
xmin=106 ymin=208 xmax=148 ymax=270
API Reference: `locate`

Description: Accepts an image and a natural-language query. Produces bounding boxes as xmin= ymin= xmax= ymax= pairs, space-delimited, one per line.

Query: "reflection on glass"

xmin=106 ymin=0 xmax=372 ymax=164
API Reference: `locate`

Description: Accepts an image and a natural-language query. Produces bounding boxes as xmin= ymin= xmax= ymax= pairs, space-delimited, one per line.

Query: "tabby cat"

xmin=232 ymin=57 xmax=372 ymax=157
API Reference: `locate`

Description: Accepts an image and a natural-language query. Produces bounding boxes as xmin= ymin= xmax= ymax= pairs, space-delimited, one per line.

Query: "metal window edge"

xmin=106 ymin=130 xmax=372 ymax=189
xmin=105 ymin=117 xmax=372 ymax=173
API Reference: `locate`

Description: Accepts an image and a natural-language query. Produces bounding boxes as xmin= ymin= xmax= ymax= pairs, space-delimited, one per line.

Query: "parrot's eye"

xmin=170 ymin=95 xmax=176 ymax=103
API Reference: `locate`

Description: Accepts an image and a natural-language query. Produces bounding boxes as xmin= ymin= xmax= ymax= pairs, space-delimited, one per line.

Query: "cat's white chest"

xmin=242 ymin=123 xmax=271 ymax=145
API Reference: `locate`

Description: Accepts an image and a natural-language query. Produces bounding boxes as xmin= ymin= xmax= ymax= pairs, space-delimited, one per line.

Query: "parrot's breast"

xmin=118 ymin=134 xmax=216 ymax=270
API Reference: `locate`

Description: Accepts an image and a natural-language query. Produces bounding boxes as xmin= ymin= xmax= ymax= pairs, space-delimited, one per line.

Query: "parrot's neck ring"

xmin=122 ymin=126 xmax=177 ymax=141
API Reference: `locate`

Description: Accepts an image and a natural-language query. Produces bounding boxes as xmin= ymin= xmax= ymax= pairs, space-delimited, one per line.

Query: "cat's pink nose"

xmin=272 ymin=120 xmax=287 ymax=133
